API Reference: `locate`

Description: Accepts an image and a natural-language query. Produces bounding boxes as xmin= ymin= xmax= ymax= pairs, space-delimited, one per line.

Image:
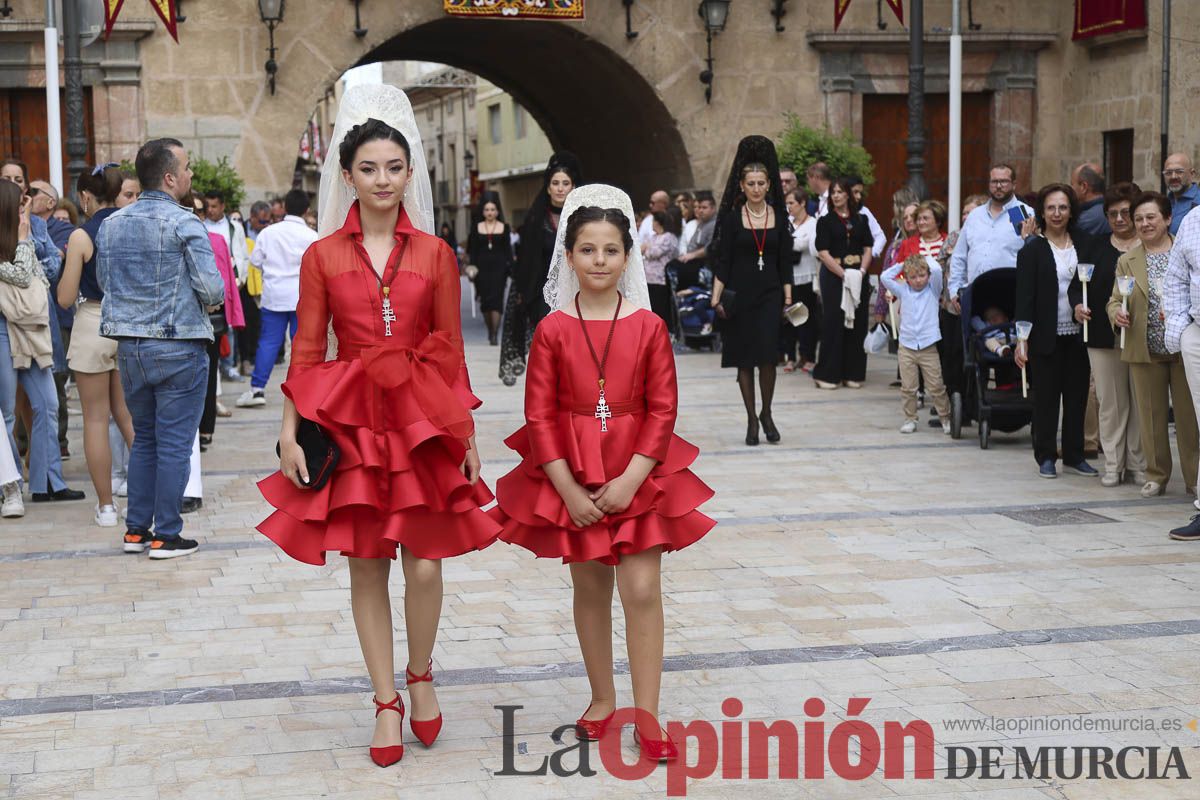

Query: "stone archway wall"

xmin=138 ymin=0 xmax=820 ymax=207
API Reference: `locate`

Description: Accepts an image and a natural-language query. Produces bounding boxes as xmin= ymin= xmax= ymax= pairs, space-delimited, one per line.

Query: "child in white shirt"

xmin=881 ymin=254 xmax=952 ymax=434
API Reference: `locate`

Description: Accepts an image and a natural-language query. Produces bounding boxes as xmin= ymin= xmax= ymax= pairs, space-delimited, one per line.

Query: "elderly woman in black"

xmin=813 ymin=177 xmax=874 ymax=389
xmin=1015 ymin=184 xmax=1099 ymax=479
xmin=710 ymin=136 xmax=792 ymax=446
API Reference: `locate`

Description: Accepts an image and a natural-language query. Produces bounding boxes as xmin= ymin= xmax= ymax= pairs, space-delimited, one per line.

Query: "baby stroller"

xmin=949 ymin=267 xmax=1034 ymax=448
xmin=670 ymin=264 xmax=719 ymax=351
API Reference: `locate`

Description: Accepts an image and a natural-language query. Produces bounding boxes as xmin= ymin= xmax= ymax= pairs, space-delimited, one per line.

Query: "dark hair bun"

xmin=338 ymin=118 xmax=412 ymax=171
xmin=564 ymin=206 xmax=634 ymax=253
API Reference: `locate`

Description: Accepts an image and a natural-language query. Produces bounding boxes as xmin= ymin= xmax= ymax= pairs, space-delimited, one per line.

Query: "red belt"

xmin=570 ymin=396 xmax=645 ymax=417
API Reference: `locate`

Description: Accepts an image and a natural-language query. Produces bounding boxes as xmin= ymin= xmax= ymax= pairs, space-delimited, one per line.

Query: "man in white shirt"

xmin=948 ymin=163 xmax=1036 ymax=303
xmin=203 ymin=190 xmax=252 ymax=382
xmin=849 ymin=176 xmax=888 ymax=258
xmin=639 ymin=190 xmax=670 ymax=247
xmin=805 ymin=162 xmax=832 ymax=218
xmin=236 ymin=190 xmax=318 ymax=407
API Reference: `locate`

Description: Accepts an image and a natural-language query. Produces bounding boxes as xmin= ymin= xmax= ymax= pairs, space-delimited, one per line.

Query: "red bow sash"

xmin=359 ymin=332 xmax=474 ymax=440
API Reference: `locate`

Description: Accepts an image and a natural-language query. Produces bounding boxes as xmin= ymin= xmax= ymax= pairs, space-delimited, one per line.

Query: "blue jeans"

xmin=0 ymin=321 xmax=67 ymax=493
xmin=251 ymin=309 xmax=297 ymax=391
xmin=118 ymin=338 xmax=208 ymax=538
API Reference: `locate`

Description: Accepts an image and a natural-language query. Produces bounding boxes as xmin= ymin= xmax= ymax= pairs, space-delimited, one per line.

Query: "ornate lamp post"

xmin=257 ymin=0 xmax=285 ymax=95
xmin=697 ymin=0 xmax=730 ymax=104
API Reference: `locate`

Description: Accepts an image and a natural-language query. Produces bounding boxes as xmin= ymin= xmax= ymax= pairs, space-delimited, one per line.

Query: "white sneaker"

xmin=1101 ymin=472 xmax=1122 ymax=487
xmin=900 ymin=420 xmax=918 ymax=434
xmin=94 ymin=504 xmax=119 ymax=528
xmin=942 ymin=421 xmax=952 ymax=435
xmin=2 ymin=482 xmax=24 ymax=518
xmin=115 ymin=479 xmax=128 ymax=498
xmin=236 ymin=389 xmax=266 ymax=408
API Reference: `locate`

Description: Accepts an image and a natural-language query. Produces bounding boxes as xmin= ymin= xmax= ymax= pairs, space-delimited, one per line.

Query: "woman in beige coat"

xmin=1107 ymin=192 xmax=1199 ymax=497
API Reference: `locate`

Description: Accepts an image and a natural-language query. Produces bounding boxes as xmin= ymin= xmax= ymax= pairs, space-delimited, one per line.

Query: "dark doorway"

xmin=360 ymin=18 xmax=694 ymax=204
xmin=861 ymin=93 xmax=991 ymax=222
xmin=0 ymin=88 xmax=95 ymax=182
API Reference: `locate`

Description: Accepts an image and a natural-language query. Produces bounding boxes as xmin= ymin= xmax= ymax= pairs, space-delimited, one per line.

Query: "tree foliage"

xmin=188 ymin=155 xmax=247 ymax=212
xmin=776 ymin=115 xmax=875 ymax=189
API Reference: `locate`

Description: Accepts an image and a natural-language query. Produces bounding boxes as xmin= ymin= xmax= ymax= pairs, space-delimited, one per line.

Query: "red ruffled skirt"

xmin=257 ymin=351 xmax=501 ymax=565
xmin=489 ymin=412 xmax=715 ymax=565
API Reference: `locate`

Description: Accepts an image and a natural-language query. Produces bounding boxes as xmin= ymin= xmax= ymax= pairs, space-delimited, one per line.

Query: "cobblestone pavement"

xmin=3 ymin=294 xmax=1200 ymax=798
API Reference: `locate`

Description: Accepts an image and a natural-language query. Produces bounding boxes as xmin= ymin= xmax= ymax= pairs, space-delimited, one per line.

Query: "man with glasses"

xmin=1164 ymin=153 xmax=1199 ymax=235
xmin=947 ymin=163 xmax=1036 ymax=304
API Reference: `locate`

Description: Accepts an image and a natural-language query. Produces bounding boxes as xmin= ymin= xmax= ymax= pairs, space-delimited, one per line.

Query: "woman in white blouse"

xmin=785 ymin=189 xmax=820 ymax=372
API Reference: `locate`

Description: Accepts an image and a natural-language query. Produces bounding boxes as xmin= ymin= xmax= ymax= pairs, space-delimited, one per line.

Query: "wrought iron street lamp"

xmin=351 ymin=0 xmax=367 ymax=38
xmin=697 ymin=0 xmax=730 ymax=104
xmin=258 ymin=0 xmax=285 ymax=95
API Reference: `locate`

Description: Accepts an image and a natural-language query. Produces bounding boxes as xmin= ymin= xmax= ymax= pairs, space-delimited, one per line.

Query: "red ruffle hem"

xmin=257 ymin=333 xmax=501 ymax=565
xmin=489 ymin=412 xmax=716 ymax=566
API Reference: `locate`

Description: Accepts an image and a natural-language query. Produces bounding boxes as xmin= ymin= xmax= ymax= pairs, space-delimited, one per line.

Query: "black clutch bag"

xmin=209 ymin=308 xmax=228 ymax=336
xmin=276 ymin=417 xmax=340 ymax=491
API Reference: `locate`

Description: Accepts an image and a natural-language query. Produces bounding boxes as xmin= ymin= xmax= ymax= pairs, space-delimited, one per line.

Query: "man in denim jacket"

xmin=98 ymin=138 xmax=225 ymax=560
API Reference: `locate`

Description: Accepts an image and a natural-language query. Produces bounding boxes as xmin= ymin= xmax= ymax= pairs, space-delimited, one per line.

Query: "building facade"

xmin=0 ymin=0 xmax=1194 ymax=216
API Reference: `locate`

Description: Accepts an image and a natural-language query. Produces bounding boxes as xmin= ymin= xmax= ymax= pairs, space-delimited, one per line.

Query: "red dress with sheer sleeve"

xmin=257 ymin=203 xmax=501 ymax=564
xmin=489 ymin=308 xmax=715 ymax=565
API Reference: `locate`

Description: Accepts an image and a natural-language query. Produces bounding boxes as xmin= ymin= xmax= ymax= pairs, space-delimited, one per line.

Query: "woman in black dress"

xmin=813 ymin=177 xmax=875 ymax=389
xmin=710 ymin=136 xmax=793 ymax=446
xmin=466 ymin=191 xmax=513 ymax=345
xmin=498 ymin=151 xmax=583 ymax=386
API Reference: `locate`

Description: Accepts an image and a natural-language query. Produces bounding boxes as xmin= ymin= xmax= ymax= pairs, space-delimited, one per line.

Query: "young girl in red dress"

xmin=490 ymin=184 xmax=715 ymax=762
xmin=257 ymin=86 xmax=499 ymax=768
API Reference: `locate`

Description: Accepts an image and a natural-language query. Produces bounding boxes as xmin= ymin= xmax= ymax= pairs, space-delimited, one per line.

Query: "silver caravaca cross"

xmin=381 ymin=286 xmax=396 ymax=337
xmin=594 ymin=380 xmax=612 ymax=432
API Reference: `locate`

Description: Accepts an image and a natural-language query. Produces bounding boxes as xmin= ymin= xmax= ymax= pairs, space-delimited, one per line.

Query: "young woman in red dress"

xmin=490 ymin=185 xmax=715 ymax=762
xmin=257 ymin=86 xmax=499 ymax=768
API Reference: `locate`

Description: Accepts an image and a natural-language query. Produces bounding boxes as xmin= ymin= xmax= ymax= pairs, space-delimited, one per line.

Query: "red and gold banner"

xmin=105 ymin=0 xmax=179 ymax=42
xmin=1072 ymin=0 xmax=1147 ymax=40
xmin=834 ymin=0 xmax=903 ymax=32
xmin=443 ymin=0 xmax=584 ymax=20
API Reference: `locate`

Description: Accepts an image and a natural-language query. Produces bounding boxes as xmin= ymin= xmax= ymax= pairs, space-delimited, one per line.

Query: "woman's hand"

xmin=1073 ymin=303 xmax=1092 ymax=324
xmin=1114 ymin=308 xmax=1131 ymax=328
xmin=1014 ymin=340 xmax=1028 ymax=369
xmin=17 ymin=195 xmax=31 ymax=241
xmin=460 ymin=438 xmax=481 ymax=485
xmin=591 ymin=474 xmax=638 ymax=516
xmin=279 ymin=440 xmax=309 ymax=489
xmin=1020 ymin=215 xmax=1038 ymax=238
xmin=564 ymin=483 xmax=604 ymax=529
xmin=714 ymin=302 xmax=728 ymax=320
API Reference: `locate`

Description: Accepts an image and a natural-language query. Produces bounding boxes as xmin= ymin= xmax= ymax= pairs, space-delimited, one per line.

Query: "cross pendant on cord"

xmin=594 ymin=390 xmax=612 ymax=433
xmin=757 ymin=255 xmax=764 ymax=270
xmin=381 ymin=297 xmax=396 ymax=337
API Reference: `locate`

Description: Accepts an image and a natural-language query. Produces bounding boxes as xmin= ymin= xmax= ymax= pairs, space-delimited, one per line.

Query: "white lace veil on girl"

xmin=317 ymin=83 xmax=435 ymax=237
xmin=543 ymin=184 xmax=651 ymax=311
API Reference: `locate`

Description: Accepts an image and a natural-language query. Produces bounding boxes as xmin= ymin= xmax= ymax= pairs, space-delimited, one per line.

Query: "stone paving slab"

xmin=2 ymin=291 xmax=1200 ymax=797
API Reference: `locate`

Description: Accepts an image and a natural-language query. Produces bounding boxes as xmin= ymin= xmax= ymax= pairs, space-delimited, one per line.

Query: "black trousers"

xmin=648 ymin=283 xmax=673 ymax=329
xmin=200 ymin=338 xmax=220 ymax=437
xmin=237 ymin=286 xmax=261 ymax=367
xmin=813 ymin=269 xmax=871 ymax=384
xmin=1028 ymin=334 xmax=1090 ymax=466
xmin=794 ymin=281 xmax=821 ymax=364
xmin=938 ymin=309 xmax=965 ymax=400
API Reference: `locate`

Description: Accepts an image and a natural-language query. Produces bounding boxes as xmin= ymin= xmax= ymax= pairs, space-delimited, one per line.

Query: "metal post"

xmin=905 ymin=0 xmax=927 ymax=199
xmin=44 ymin=0 xmax=62 ymax=194
xmin=1160 ymin=0 xmax=1170 ymax=193
xmin=948 ymin=0 xmax=962 ymax=230
xmin=62 ymin=0 xmax=87 ymax=199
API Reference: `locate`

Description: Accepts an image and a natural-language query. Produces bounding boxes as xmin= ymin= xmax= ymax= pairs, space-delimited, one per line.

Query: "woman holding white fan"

xmin=1069 ymin=183 xmax=1146 ymax=487
xmin=1107 ymin=192 xmax=1197 ymax=499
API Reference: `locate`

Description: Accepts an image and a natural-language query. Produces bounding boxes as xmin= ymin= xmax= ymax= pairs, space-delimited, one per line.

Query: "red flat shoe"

xmin=574 ymin=703 xmax=616 ymax=741
xmin=369 ymin=694 xmax=405 ymax=768
xmin=406 ymin=659 xmax=443 ymax=747
xmin=634 ymin=727 xmax=679 ymax=763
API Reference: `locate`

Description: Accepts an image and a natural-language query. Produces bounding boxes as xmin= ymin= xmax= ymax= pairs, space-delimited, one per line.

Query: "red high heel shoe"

xmin=406 ymin=659 xmax=443 ymax=747
xmin=633 ymin=727 xmax=679 ymax=763
xmin=574 ymin=703 xmax=616 ymax=741
xmin=369 ymin=694 xmax=405 ymax=767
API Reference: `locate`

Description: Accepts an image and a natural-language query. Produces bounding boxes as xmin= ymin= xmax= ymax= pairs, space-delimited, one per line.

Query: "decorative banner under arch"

xmin=834 ymin=0 xmax=903 ymax=31
xmin=104 ymin=0 xmax=180 ymax=42
xmin=444 ymin=0 xmax=585 ymax=20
